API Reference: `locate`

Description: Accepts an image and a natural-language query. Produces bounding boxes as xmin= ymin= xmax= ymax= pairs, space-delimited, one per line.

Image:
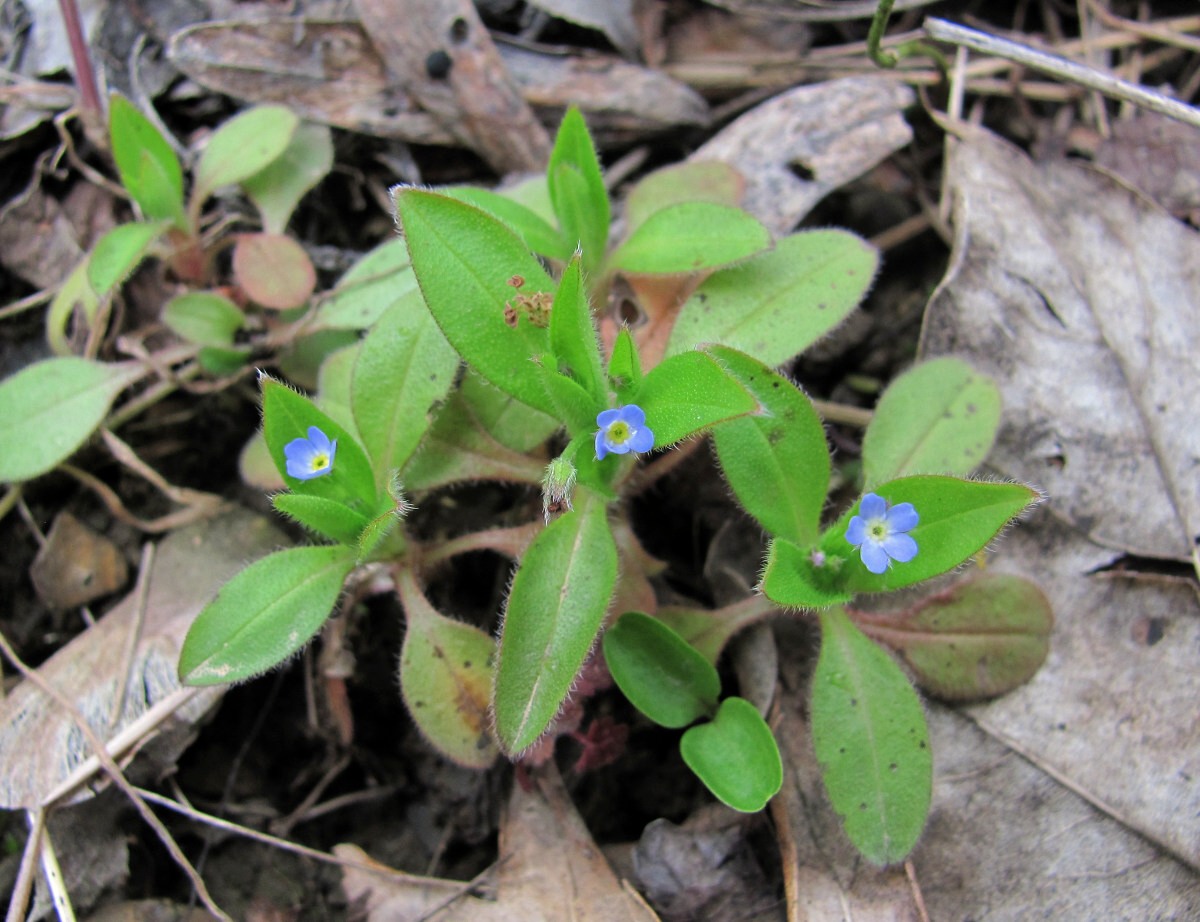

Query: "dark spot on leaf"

xmin=919 ymin=740 xmax=927 ymax=749
xmin=464 ymin=659 xmax=473 ymax=668
xmin=858 ymin=802 xmax=868 ymax=811
xmin=889 ymin=762 xmax=898 ymax=772
xmin=414 ymin=700 xmax=425 ymax=708
xmin=839 ymin=747 xmax=846 ymax=754
xmin=850 ymin=698 xmax=858 ymax=706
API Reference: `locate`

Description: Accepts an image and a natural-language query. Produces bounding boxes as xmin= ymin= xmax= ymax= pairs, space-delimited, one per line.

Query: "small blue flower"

xmin=284 ymin=426 xmax=337 ymax=480
xmin=845 ymin=492 xmax=919 ymax=574
xmin=595 ymin=404 xmax=654 ymax=461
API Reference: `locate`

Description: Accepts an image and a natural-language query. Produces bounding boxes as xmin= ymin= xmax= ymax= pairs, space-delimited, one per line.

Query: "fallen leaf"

xmin=0 ymin=508 xmax=286 ymax=808
xmin=339 ymin=763 xmax=660 ymax=920
xmin=1094 ymin=111 xmax=1200 ymax=222
xmin=690 ymin=76 xmax=915 ymax=233
xmin=526 ymin=0 xmax=639 ymax=59
xmin=918 ymin=123 xmax=1200 ymax=871
xmin=29 ymin=511 xmax=129 ymax=609
xmin=920 ymin=124 xmax=1200 ymax=571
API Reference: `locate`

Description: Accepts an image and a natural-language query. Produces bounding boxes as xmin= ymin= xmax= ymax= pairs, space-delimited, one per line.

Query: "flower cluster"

xmin=846 ymin=493 xmax=918 ymax=574
xmin=284 ymin=426 xmax=337 ymax=480
xmin=595 ymin=405 xmax=654 ymax=461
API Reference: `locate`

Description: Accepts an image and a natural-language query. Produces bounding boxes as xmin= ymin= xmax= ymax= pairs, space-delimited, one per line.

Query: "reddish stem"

xmin=57 ymin=0 xmax=102 ymax=116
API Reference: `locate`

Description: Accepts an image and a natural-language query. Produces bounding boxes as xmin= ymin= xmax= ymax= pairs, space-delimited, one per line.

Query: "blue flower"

xmin=845 ymin=492 xmax=919 ymax=574
xmin=284 ymin=426 xmax=337 ymax=480
xmin=595 ymin=404 xmax=654 ymax=461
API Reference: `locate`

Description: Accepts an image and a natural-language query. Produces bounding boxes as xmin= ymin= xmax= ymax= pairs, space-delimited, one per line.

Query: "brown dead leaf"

xmin=919 ymin=124 xmax=1200 ymax=570
xmin=918 ymin=123 xmax=1200 ymax=873
xmin=1095 ymin=111 xmax=1200 ymax=222
xmin=0 ymin=508 xmax=286 ymax=809
xmin=339 ymin=763 xmax=660 ymax=920
xmin=30 ymin=511 xmax=129 ymax=609
xmin=525 ymin=0 xmax=639 ymax=59
xmin=168 ymin=19 xmax=451 ymax=143
xmin=917 ymin=704 xmax=1200 ymax=918
xmin=355 ymin=0 xmax=550 ymax=174
xmin=690 ymin=76 xmax=915 ymax=233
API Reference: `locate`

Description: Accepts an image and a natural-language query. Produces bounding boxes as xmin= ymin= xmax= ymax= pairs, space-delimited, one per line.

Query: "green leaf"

xmin=241 ymin=121 xmax=333 ymax=234
xmin=401 ymin=391 xmax=546 ymax=491
xmin=824 ymin=476 xmax=1039 ymax=593
xmin=108 ymin=94 xmax=186 ymax=228
xmin=602 ymin=612 xmax=720 ymax=728
xmin=198 ymin=345 xmax=251 ymax=376
xmin=606 ymin=327 xmax=642 ymax=400
xmin=315 ymin=343 xmax=362 ymax=437
xmin=193 ymin=105 xmax=299 ymax=203
xmin=707 ymin=345 xmax=829 ymax=546
xmin=232 ymin=232 xmax=316 ymax=310
xmin=862 ymin=357 xmax=1001 ymax=489
xmin=163 ymin=291 xmax=244 ymax=347
xmin=179 ymin=545 xmax=356 ymax=685
xmin=811 ymin=607 xmax=931 ymax=865
xmin=608 ymin=203 xmax=771 ymax=276
xmin=46 ymin=260 xmax=99 ymax=357
xmin=0 ymin=358 xmax=142 ymax=483
xmin=260 ymin=375 xmax=377 ymax=510
xmin=624 ymin=161 xmax=744 ymax=234
xmin=493 ymin=494 xmax=617 ymax=754
xmin=315 ymin=240 xmax=417 ymax=331
xmin=655 ymin=599 xmax=776 ymax=665
xmin=546 ymin=107 xmax=610 ymax=273
xmin=351 ymin=298 xmax=458 ymax=486
xmin=680 ymin=697 xmax=782 ymax=813
xmin=459 ymin=369 xmax=559 ymax=453
xmin=442 ymin=186 xmax=571 ymax=261
xmin=393 ymin=188 xmax=559 ymax=416
xmin=666 ymin=231 xmax=878 ymax=366
xmin=633 ymin=350 xmax=759 ymax=447
xmin=87 ymin=221 xmax=169 ymax=296
xmin=549 ymin=255 xmax=607 ymax=406
xmin=271 ymin=493 xmax=370 ymax=546
xmin=397 ymin=569 xmax=498 ymax=768
xmin=760 ymin=538 xmax=854 ymax=609
xmin=853 ymin=572 xmax=1053 ymax=702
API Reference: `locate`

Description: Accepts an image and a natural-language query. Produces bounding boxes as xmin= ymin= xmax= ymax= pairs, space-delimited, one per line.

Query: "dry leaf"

xmin=339 ymin=763 xmax=660 ymax=920
xmin=1095 ymin=111 xmax=1200 ymax=222
xmin=525 ymin=0 xmax=639 ymax=59
xmin=0 ymin=509 xmax=286 ymax=808
xmin=30 ymin=511 xmax=129 ymax=609
xmin=918 ymin=124 xmax=1200 ymax=872
xmin=690 ymin=76 xmax=915 ymax=233
xmin=920 ymin=124 xmax=1200 ymax=569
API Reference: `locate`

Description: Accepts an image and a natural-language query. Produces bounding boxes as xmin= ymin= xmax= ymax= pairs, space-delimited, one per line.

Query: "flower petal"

xmin=859 ymin=492 xmax=887 ymax=519
xmin=618 ymin=404 xmax=646 ymax=427
xmin=306 ymin=426 xmax=331 ymax=452
xmin=845 ymin=515 xmax=867 ymax=546
xmin=882 ymin=533 xmax=918 ymax=563
xmin=886 ymin=502 xmax=919 ymax=533
xmin=629 ymin=427 xmax=654 ymax=453
xmin=859 ymin=541 xmax=891 ymax=574
xmin=597 ymin=408 xmax=622 ymax=428
xmin=595 ymin=430 xmax=609 ymax=460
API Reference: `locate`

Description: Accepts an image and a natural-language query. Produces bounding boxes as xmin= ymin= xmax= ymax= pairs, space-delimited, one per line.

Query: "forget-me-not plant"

xmin=595 ymin=405 xmax=655 ymax=460
xmin=846 ymin=492 xmax=919 ymax=574
xmin=284 ymin=426 xmax=337 ymax=480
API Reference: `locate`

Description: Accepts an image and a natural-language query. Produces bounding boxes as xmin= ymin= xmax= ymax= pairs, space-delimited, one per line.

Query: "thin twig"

xmin=55 ymin=0 xmax=100 ymax=116
xmin=35 ymin=814 xmax=76 ymax=922
xmin=107 ymin=542 xmax=155 ymax=730
xmin=0 ymin=630 xmax=229 ymax=919
xmin=924 ymin=17 xmax=1200 ymax=129
xmin=6 ymin=810 xmax=45 ymax=922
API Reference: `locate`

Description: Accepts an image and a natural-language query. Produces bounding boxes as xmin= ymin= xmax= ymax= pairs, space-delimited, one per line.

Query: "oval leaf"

xmin=547 ymin=107 xmax=609 ymax=273
xmin=707 ymin=345 xmax=830 ymax=546
xmin=0 ymin=358 xmax=141 ymax=483
xmin=823 ymin=476 xmax=1040 ymax=593
xmin=163 ymin=291 xmax=245 ymax=347
xmin=442 ymin=186 xmax=571 ymax=261
xmin=760 ymin=538 xmax=853 ymax=610
xmin=87 ymin=221 xmax=168 ymax=296
xmin=459 ymin=368 xmax=559 ymax=454
xmin=633 ymin=350 xmax=759 ymax=447
xmin=853 ymin=572 xmax=1053 ymax=702
xmin=680 ymin=697 xmax=782 ymax=813
xmin=811 ymin=607 xmax=932 ymax=865
xmin=392 ymin=188 xmax=558 ymax=416
xmin=609 ymin=202 xmax=771 ymax=276
xmin=108 ymin=94 xmax=186 ymax=228
xmin=549 ymin=255 xmax=606 ymax=407
xmin=194 ymin=104 xmax=299 ymax=201
xmin=397 ymin=569 xmax=498 ymax=768
xmin=233 ymin=232 xmax=316 ymax=310
xmin=863 ymin=357 xmax=1001 ymax=489
xmin=351 ymin=298 xmax=458 ymax=484
xmin=603 ymin=612 xmax=720 ymax=729
xmin=271 ymin=493 xmax=371 ymax=546
xmin=624 ymin=160 xmax=745 ymax=234
xmin=179 ymin=545 xmax=356 ymax=685
xmin=315 ymin=240 xmax=417 ymax=331
xmin=493 ymin=494 xmax=617 ymax=754
xmin=241 ymin=121 xmax=334 ymax=234
xmin=667 ymin=231 xmax=878 ymax=366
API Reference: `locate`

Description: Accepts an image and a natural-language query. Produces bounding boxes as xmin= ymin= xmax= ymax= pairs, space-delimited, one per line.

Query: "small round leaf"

xmin=680 ymin=697 xmax=782 ymax=813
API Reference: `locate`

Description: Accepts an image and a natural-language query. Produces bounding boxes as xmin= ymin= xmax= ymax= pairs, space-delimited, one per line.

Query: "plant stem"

xmin=57 ymin=0 xmax=102 ymax=117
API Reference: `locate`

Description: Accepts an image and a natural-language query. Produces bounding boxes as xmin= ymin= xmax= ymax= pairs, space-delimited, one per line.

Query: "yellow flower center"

xmin=607 ymin=421 xmax=631 ymax=445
